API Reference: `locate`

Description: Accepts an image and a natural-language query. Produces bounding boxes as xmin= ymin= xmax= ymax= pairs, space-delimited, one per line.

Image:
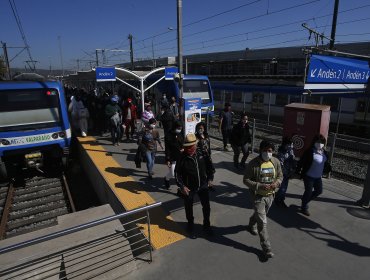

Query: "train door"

xmin=355 ymin=98 xmax=370 ymax=122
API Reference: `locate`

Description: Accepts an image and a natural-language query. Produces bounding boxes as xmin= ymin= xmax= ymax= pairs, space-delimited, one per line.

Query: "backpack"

xmin=110 ymin=112 xmax=121 ymax=128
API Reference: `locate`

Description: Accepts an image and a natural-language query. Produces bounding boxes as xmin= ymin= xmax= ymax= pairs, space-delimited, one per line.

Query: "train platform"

xmin=76 ymin=129 xmax=370 ymax=280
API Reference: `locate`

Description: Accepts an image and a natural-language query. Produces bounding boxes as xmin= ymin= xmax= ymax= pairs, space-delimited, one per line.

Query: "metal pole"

xmin=329 ymin=0 xmax=340 ymax=50
xmin=128 ymin=34 xmax=134 ymax=70
xmin=95 ymin=49 xmax=99 ymax=67
xmin=2 ymin=42 xmax=11 ymax=80
xmin=152 ymin=38 xmax=155 ymax=69
xmin=58 ymin=36 xmax=65 ymax=76
xmin=329 ymin=97 xmax=342 ymax=178
xmin=146 ymin=208 xmax=153 ymax=263
xmin=141 ymin=78 xmax=145 ymax=115
xmin=267 ymin=91 xmax=271 ymax=126
xmin=251 ymin=118 xmax=256 ymax=153
xmin=177 ymin=0 xmax=183 ymax=99
xmin=185 ymin=58 xmax=188 ymax=74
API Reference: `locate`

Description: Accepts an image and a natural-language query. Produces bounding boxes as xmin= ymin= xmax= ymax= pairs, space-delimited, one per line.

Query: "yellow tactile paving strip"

xmin=78 ymin=136 xmax=185 ymax=249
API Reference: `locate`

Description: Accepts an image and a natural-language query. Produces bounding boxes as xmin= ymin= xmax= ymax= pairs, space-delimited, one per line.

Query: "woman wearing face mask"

xmin=164 ymin=121 xmax=184 ymax=189
xmin=274 ymin=137 xmax=296 ymax=208
xmin=243 ymin=140 xmax=283 ymax=259
xmin=140 ymin=118 xmax=163 ymax=179
xmin=195 ymin=122 xmax=215 ymax=191
xmin=297 ymin=134 xmax=331 ymax=216
xmin=230 ymin=113 xmax=252 ymax=169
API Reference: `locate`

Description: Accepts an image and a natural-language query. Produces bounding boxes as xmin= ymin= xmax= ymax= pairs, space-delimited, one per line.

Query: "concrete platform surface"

xmin=87 ymin=130 xmax=370 ymax=280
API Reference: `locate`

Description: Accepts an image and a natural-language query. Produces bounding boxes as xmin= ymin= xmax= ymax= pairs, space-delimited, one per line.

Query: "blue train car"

xmin=0 ymin=79 xmax=71 ymax=179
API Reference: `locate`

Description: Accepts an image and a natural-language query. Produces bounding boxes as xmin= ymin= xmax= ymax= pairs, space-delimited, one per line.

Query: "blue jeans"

xmin=145 ymin=150 xmax=156 ymax=175
xmin=275 ymin=176 xmax=289 ymax=202
xmin=301 ymin=175 xmax=323 ymax=210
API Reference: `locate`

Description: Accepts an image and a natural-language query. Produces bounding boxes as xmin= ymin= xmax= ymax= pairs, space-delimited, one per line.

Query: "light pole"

xmin=177 ymin=0 xmax=183 ymax=99
xmin=152 ymin=27 xmax=173 ymax=69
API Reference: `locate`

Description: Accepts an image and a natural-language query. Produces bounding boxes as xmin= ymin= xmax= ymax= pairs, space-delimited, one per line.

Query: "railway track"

xmin=0 ymin=174 xmax=75 ymax=240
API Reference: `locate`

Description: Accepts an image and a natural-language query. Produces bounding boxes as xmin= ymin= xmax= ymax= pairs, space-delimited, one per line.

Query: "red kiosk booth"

xmin=283 ymin=103 xmax=331 ymax=158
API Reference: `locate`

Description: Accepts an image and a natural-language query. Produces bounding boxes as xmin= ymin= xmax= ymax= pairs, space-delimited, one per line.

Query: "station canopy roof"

xmin=63 ymin=68 xmax=164 ymax=83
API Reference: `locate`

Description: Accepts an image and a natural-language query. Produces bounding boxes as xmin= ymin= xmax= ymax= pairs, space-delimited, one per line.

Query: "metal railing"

xmin=0 ymin=202 xmax=161 ymax=279
xmin=207 ymin=113 xmax=370 ymax=185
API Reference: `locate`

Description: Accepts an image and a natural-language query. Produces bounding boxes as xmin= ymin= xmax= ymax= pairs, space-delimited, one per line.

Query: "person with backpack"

xmin=139 ymin=118 xmax=163 ymax=179
xmin=274 ymin=136 xmax=296 ymax=208
xmin=105 ymin=95 xmax=122 ymax=146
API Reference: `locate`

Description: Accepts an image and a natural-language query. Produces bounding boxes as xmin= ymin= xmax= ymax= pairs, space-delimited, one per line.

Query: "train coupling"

xmin=24 ymin=152 xmax=43 ymax=169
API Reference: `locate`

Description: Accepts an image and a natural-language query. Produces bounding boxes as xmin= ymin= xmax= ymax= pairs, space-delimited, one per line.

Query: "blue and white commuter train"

xmin=0 ymin=78 xmax=71 ymax=179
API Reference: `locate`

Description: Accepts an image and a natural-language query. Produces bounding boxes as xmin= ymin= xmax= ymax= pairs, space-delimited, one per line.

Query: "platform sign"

xmin=96 ymin=67 xmax=116 ymax=82
xmin=182 ymin=97 xmax=201 ymax=136
xmin=305 ymin=54 xmax=370 ymax=92
xmin=165 ymin=67 xmax=179 ymax=80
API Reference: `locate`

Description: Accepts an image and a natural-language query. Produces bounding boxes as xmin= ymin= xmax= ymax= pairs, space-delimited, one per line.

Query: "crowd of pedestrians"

xmin=67 ymin=88 xmax=361 ymax=259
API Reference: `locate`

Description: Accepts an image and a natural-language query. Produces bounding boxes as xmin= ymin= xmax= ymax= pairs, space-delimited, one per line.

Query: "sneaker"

xmin=264 ymin=249 xmax=274 ymax=258
xmin=164 ymin=178 xmax=170 ymax=189
xmin=355 ymin=200 xmax=370 ymax=209
xmin=300 ymin=208 xmax=310 ymax=216
xmin=246 ymin=225 xmax=258 ymax=236
xmin=148 ymin=174 xmax=153 ymax=180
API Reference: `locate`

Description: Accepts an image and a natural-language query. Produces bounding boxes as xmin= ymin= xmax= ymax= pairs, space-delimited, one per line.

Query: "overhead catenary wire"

xmin=80 ymin=1 xmax=370 ymax=67
xmin=133 ymin=3 xmax=370 ymax=58
xmin=8 ymin=0 xmax=36 ymax=70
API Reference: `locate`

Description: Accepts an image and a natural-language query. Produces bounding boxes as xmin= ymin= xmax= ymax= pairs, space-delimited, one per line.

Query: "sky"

xmin=1 ymin=0 xmax=370 ymax=71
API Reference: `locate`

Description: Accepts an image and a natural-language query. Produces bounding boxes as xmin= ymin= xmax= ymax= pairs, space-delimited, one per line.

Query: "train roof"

xmin=0 ymin=80 xmax=63 ymax=90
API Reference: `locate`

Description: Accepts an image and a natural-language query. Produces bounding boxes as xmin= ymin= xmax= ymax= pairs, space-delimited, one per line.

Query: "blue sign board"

xmin=183 ymin=97 xmax=201 ymax=110
xmin=305 ymin=55 xmax=370 ymax=92
xmin=96 ymin=67 xmax=116 ymax=82
xmin=165 ymin=67 xmax=179 ymax=80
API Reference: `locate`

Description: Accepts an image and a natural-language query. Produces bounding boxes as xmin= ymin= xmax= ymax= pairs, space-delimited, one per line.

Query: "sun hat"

xmin=183 ymin=133 xmax=198 ymax=147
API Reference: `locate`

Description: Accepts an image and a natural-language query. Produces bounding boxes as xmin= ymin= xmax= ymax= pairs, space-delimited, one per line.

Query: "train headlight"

xmin=51 ymin=133 xmax=59 ymax=139
xmin=58 ymin=132 xmax=66 ymax=138
xmin=1 ymin=139 xmax=10 ymax=145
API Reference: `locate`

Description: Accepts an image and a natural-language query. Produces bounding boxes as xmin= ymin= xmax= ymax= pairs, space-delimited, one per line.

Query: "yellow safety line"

xmin=78 ymin=136 xmax=185 ymax=249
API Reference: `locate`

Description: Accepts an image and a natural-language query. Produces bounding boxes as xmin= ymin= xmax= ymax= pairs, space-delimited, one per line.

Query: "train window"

xmin=322 ymin=96 xmax=338 ymax=111
xmin=354 ymin=98 xmax=369 ymax=122
xmin=213 ymin=90 xmax=222 ymax=101
xmin=275 ymin=94 xmax=289 ymax=106
xmin=252 ymin=92 xmax=264 ymax=111
xmin=289 ymin=95 xmax=302 ymax=104
xmin=0 ymin=89 xmax=61 ymax=131
xmin=233 ymin=91 xmax=243 ymax=102
xmin=225 ymin=91 xmax=232 ymax=102
xmin=306 ymin=95 xmax=322 ymax=104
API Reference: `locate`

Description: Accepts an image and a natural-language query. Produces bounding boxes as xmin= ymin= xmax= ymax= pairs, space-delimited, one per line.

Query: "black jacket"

xmin=160 ymin=109 xmax=175 ymax=136
xmin=296 ymin=147 xmax=332 ymax=177
xmin=165 ymin=131 xmax=184 ymax=162
xmin=230 ymin=122 xmax=251 ymax=146
xmin=175 ymin=150 xmax=214 ymax=191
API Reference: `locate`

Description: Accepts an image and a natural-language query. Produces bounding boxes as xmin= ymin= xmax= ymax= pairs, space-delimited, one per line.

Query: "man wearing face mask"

xmin=297 ymin=134 xmax=331 ymax=216
xmin=243 ymin=140 xmax=282 ymax=259
xmin=175 ymin=133 xmax=215 ymax=238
